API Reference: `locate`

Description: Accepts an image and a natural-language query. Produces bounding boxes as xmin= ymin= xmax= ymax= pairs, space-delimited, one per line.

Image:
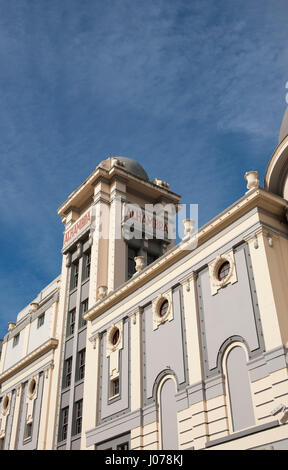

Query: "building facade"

xmin=1 ymin=113 xmax=288 ymax=450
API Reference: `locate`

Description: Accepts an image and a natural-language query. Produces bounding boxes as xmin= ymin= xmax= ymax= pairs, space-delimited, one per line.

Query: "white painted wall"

xmin=27 ymin=306 xmax=53 ymax=354
xmin=4 ymin=331 xmax=25 ymax=370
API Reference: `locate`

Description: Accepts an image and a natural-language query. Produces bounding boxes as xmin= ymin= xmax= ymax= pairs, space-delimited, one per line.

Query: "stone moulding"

xmin=0 ymin=338 xmax=58 ymax=385
xmin=83 ymin=189 xmax=287 ymax=323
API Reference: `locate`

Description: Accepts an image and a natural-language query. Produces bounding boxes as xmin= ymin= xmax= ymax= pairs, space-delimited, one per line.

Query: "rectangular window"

xmin=82 ymin=250 xmax=91 ymax=281
xmin=127 ymin=247 xmax=138 ymax=280
xmin=59 ymin=407 xmax=69 ymax=442
xmin=117 ymin=442 xmax=129 ymax=450
xmin=76 ymin=349 xmax=86 ymax=381
xmin=63 ymin=357 xmax=72 ymax=388
xmin=147 ymin=253 xmax=158 ymax=266
xmin=110 ymin=377 xmax=120 ymax=398
xmin=70 ymin=261 xmax=79 ymax=290
xmin=0 ymin=438 xmax=4 ymax=450
xmin=73 ymin=400 xmax=83 ymax=436
xmin=96 ymin=433 xmax=130 ymax=450
xmin=13 ymin=333 xmax=20 ymax=348
xmin=37 ymin=313 xmax=45 ymax=328
xmin=24 ymin=422 xmax=33 ymax=440
xmin=67 ymin=309 xmax=76 ymax=337
xmin=79 ymin=299 xmax=88 ymax=328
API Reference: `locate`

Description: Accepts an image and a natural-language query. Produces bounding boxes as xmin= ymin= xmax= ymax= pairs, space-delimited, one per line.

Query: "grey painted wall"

xmin=160 ymin=379 xmax=179 ymax=450
xmin=226 ymin=346 xmax=255 ymax=432
xmin=2 ymin=390 xmax=16 ymax=450
xmin=197 ymin=244 xmax=264 ymax=377
xmin=143 ymin=286 xmax=187 ymax=405
xmin=99 ymin=319 xmax=130 ymax=422
xmin=17 ymin=373 xmax=44 ymax=450
xmin=96 ymin=432 xmax=130 ymax=450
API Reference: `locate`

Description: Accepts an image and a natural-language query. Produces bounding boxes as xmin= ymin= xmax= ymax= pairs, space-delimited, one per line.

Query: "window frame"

xmin=63 ymin=357 xmax=73 ymax=389
xmin=76 ymin=349 xmax=86 ymax=382
xmin=37 ymin=313 xmax=45 ymax=328
xmin=73 ymin=400 xmax=83 ymax=436
xmin=59 ymin=407 xmax=69 ymax=442
xmin=110 ymin=377 xmax=120 ymax=398
xmin=67 ymin=308 xmax=76 ymax=337
xmin=12 ymin=333 xmax=20 ymax=348
xmin=70 ymin=261 xmax=79 ymax=290
xmin=82 ymin=250 xmax=91 ymax=281
xmin=79 ymin=299 xmax=88 ymax=328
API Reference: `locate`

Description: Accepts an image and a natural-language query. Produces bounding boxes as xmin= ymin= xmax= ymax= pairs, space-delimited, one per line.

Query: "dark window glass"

xmin=82 ymin=250 xmax=91 ymax=281
xmin=67 ymin=309 xmax=76 ymax=336
xmin=13 ymin=333 xmax=20 ymax=347
xmin=117 ymin=442 xmax=129 ymax=450
xmin=112 ymin=329 xmax=119 ymax=346
xmin=37 ymin=313 xmax=45 ymax=328
xmin=70 ymin=261 xmax=79 ymax=290
xmin=147 ymin=253 xmax=158 ymax=265
xmin=63 ymin=357 xmax=72 ymax=388
xmin=73 ymin=400 xmax=83 ymax=436
xmin=76 ymin=349 xmax=86 ymax=381
xmin=159 ymin=299 xmax=169 ymax=317
xmin=127 ymin=247 xmax=137 ymax=279
xmin=25 ymin=422 xmax=33 ymax=440
xmin=218 ymin=261 xmax=230 ymax=281
xmin=79 ymin=299 xmax=88 ymax=328
xmin=111 ymin=378 xmax=120 ymax=397
xmin=59 ymin=407 xmax=69 ymax=442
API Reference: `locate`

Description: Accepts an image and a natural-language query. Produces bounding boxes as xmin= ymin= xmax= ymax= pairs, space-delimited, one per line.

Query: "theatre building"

xmin=1 ymin=112 xmax=288 ymax=450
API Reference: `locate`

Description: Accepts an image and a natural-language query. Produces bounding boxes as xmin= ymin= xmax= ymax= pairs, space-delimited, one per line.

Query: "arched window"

xmin=158 ymin=377 xmax=178 ymax=449
xmin=225 ymin=345 xmax=255 ymax=432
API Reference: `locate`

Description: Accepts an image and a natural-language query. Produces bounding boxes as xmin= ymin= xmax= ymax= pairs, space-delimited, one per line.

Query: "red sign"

xmin=63 ymin=211 xmax=91 ymax=246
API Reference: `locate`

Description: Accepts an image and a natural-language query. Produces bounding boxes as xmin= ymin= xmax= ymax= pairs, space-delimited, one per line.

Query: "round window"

xmin=111 ymin=328 xmax=120 ymax=346
xmin=218 ymin=261 xmax=230 ymax=281
xmin=159 ymin=299 xmax=169 ymax=318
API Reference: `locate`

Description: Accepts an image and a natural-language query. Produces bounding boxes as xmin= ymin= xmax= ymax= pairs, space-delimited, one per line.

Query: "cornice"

xmin=83 ymin=188 xmax=288 ymax=323
xmin=57 ymin=165 xmax=180 ymax=217
xmin=0 ymin=339 xmax=58 ymax=385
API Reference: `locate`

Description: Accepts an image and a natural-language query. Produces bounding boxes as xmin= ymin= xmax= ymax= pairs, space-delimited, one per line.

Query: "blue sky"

xmin=0 ymin=0 xmax=288 ymax=337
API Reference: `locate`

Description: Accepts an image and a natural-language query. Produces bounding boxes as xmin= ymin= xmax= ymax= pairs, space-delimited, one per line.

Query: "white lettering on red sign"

xmin=64 ymin=211 xmax=91 ymax=246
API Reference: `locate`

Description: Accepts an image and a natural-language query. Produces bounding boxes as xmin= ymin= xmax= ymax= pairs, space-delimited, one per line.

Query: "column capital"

xmin=129 ymin=307 xmax=143 ymax=325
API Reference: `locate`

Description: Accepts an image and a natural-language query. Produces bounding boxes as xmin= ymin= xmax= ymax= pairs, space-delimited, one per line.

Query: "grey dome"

xmin=116 ymin=156 xmax=149 ymax=181
xmin=279 ymin=107 xmax=288 ymax=144
xmin=100 ymin=156 xmax=149 ymax=181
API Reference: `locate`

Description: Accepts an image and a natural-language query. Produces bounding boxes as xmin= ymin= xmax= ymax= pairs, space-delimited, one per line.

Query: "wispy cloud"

xmin=0 ymin=0 xmax=287 ymax=334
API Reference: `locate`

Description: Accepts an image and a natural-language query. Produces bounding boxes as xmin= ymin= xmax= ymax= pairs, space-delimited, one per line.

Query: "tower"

xmin=56 ymin=156 xmax=180 ymax=449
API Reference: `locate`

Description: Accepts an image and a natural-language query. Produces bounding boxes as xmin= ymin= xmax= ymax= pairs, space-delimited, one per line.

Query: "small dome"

xmin=99 ymin=156 xmax=149 ymax=181
xmin=279 ymin=107 xmax=288 ymax=144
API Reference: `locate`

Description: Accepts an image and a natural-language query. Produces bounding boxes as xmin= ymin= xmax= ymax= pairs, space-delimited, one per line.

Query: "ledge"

xmin=0 ymin=338 xmax=58 ymax=384
xmin=84 ymin=188 xmax=287 ymax=323
xmin=205 ymin=420 xmax=279 ymax=448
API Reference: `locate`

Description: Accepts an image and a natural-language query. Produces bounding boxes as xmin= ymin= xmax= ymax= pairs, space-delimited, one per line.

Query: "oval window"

xmin=159 ymin=299 xmax=169 ymax=318
xmin=218 ymin=261 xmax=230 ymax=281
xmin=111 ymin=328 xmax=120 ymax=346
xmin=29 ymin=379 xmax=37 ymax=396
xmin=2 ymin=395 xmax=9 ymax=412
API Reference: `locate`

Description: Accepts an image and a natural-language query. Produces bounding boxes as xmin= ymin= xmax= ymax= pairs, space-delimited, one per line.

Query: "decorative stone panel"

xmin=208 ymin=250 xmax=238 ymax=295
xmin=152 ymin=290 xmax=174 ymax=330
